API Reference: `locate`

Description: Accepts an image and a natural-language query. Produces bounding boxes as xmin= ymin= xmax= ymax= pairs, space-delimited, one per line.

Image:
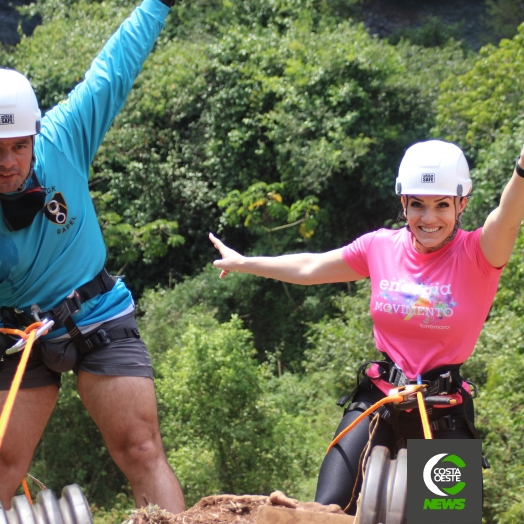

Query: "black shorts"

xmin=0 ymin=312 xmax=153 ymax=391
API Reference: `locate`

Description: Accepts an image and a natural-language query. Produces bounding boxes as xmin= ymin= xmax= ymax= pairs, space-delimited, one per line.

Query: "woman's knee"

xmin=315 ymin=410 xmax=395 ymax=512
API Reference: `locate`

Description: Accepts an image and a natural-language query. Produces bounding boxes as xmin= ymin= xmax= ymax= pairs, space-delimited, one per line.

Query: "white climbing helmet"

xmin=0 ymin=69 xmax=41 ymax=139
xmin=395 ymin=140 xmax=472 ymax=197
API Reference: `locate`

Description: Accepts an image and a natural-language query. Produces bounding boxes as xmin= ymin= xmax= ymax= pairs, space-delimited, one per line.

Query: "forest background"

xmin=2 ymin=0 xmax=524 ymax=522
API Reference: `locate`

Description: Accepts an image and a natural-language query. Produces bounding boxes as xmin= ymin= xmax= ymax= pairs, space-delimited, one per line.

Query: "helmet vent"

xmin=396 ymin=182 xmax=402 ymax=195
xmin=457 ymin=184 xmax=463 ymax=197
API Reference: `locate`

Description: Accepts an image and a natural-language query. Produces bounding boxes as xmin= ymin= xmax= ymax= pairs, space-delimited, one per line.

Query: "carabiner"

xmin=5 ymin=319 xmax=55 ymax=355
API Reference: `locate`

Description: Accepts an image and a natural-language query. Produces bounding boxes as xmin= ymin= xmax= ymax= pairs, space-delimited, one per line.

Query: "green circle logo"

xmin=423 ymin=453 xmax=466 ymax=496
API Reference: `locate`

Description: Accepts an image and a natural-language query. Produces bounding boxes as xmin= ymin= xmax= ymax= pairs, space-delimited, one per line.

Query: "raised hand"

xmin=209 ymin=233 xmax=245 ymax=278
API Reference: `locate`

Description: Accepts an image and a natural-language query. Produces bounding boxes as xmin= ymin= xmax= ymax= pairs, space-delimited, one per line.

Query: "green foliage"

xmin=147 ymin=312 xmax=318 ymax=505
xmin=200 ymin=20 xmax=426 ymax=247
xmin=98 ymin=210 xmax=184 ymax=273
xmin=434 ymin=26 xmax=524 ymax=162
xmin=137 ymin=278 xmax=377 ymax=506
xmin=491 ymin=226 xmax=524 ymax=317
xmin=167 ymin=0 xmax=363 ymax=39
xmin=5 ymin=0 xmax=471 ymax=294
xmin=484 ymin=0 xmax=524 ymax=42
xmin=304 ymin=280 xmax=376 ymax=396
xmin=471 ymin=310 xmax=524 ymax=521
xmin=219 ymin=182 xmax=321 ymax=240
xmin=388 ymin=16 xmax=465 ymax=49
xmin=10 ymin=1 xmax=131 ymax=112
xmin=138 ymin=262 xmax=346 ymax=371
xmin=91 ymin=493 xmax=135 ymax=524
xmin=91 ymin=16 xmax=470 ymax=292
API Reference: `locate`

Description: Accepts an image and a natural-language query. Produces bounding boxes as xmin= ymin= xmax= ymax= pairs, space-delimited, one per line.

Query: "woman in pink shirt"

xmin=209 ymin=140 xmax=524 ymax=513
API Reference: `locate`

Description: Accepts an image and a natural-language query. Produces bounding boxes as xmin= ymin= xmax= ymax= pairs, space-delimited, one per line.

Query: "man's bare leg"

xmin=0 ymin=385 xmax=58 ymax=507
xmin=77 ymin=371 xmax=185 ymax=514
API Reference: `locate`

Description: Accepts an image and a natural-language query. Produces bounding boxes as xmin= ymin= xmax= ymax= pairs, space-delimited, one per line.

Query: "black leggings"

xmin=314 ymin=377 xmax=476 ymax=514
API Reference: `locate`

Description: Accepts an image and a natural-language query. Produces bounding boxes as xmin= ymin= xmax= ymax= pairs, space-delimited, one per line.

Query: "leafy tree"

xmin=469 ymin=309 xmax=524 ymax=522
xmin=6 ymin=0 xmax=473 ymax=295
xmin=7 ymin=0 xmax=132 ymax=112
xmin=388 ymin=16 xmax=465 ymax=49
xmin=484 ymin=0 xmax=524 ymax=43
xmin=434 ymin=25 xmax=524 ymax=163
xmin=147 ymin=310 xmax=319 ymax=506
xmin=138 ymin=262 xmax=346 ymax=371
xmin=162 ymin=0 xmax=363 ymax=40
xmin=137 ymin=277 xmax=378 ymax=506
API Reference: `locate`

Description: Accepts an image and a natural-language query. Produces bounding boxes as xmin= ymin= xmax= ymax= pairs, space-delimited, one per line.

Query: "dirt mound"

xmin=126 ymin=491 xmax=346 ymax=524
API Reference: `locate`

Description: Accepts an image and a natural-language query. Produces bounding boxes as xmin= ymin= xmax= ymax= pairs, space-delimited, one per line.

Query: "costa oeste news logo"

xmin=423 ymin=453 xmax=466 ymax=509
xmin=407 ymin=439 xmax=482 ymax=524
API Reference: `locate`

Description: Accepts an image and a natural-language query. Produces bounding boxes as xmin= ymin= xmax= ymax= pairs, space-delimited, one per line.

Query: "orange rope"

xmin=0 ymin=329 xmax=37 ymax=449
xmin=0 ymin=323 xmax=46 ymax=504
xmin=0 ymin=328 xmax=28 ymax=340
xmin=417 ymin=391 xmax=433 ymax=439
xmin=326 ymin=394 xmax=404 ymax=454
xmin=22 ymin=478 xmax=33 ymax=504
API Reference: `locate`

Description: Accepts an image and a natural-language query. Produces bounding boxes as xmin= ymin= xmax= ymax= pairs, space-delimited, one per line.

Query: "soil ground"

xmin=124 ymin=492 xmax=347 ymax=524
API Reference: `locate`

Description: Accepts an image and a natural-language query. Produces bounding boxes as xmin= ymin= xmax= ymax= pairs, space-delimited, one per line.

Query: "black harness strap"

xmin=80 ymin=326 xmax=140 ymax=354
xmin=42 ymin=268 xmax=116 ymax=328
xmin=430 ymin=414 xmax=468 ymax=432
xmin=1 ymin=268 xmax=117 ymax=353
xmin=377 ymin=354 xmax=463 ymax=395
xmin=338 ymin=357 xmax=490 ymax=469
xmin=337 ymin=356 xmax=463 ymax=411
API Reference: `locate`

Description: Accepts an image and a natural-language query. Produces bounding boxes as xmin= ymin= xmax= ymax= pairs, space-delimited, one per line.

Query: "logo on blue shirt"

xmin=44 ymin=192 xmax=68 ymax=225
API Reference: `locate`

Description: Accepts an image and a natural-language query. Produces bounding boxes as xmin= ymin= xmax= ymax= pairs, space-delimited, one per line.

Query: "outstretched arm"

xmin=43 ymin=0 xmax=170 ymax=175
xmin=209 ymin=233 xmax=366 ymax=285
xmin=480 ymin=150 xmax=524 ymax=268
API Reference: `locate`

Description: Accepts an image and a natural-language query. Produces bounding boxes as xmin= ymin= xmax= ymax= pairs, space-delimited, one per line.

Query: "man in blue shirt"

xmin=0 ymin=0 xmax=185 ymax=513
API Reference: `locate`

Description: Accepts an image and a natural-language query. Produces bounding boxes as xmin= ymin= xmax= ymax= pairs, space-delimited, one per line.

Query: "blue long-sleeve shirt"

xmin=0 ymin=0 xmax=169 ymax=336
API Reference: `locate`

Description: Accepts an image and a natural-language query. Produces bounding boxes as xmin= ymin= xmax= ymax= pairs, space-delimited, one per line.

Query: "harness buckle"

xmin=431 ymin=414 xmax=456 ymax=432
xmin=65 ymin=290 xmax=82 ymax=316
xmin=388 ymin=364 xmax=407 ymax=387
xmin=85 ymin=329 xmax=110 ymax=350
xmin=31 ymin=304 xmax=42 ymax=322
xmin=437 ymin=371 xmax=452 ymax=394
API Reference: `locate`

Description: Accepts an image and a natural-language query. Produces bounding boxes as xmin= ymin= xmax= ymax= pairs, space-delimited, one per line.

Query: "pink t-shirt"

xmin=342 ymin=227 xmax=502 ymax=386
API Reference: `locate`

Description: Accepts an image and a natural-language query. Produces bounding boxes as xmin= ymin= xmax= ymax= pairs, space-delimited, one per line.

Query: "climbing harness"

xmin=1 ymin=268 xmax=117 ymax=355
xmin=337 ymin=356 xmax=481 ymax=446
xmin=328 ymin=370 xmax=486 ymax=524
xmin=328 ymin=382 xmax=442 ymax=524
xmin=337 ymin=357 xmax=464 ymax=408
xmin=0 ymin=323 xmax=92 ymax=523
xmin=328 ymin=382 xmax=436 ymax=456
